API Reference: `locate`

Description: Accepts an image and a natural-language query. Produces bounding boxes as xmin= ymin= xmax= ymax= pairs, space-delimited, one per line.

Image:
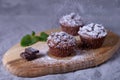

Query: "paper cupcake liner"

xmin=61 ymin=25 xmax=81 ymax=36
xmin=49 ymin=46 xmax=75 ymax=57
xmin=79 ymin=35 xmax=106 ymax=49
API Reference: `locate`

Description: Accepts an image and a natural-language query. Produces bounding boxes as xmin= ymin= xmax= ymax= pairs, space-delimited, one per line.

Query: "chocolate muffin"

xmin=59 ymin=13 xmax=84 ymax=36
xmin=47 ymin=31 xmax=76 ymax=57
xmin=78 ymin=23 xmax=107 ymax=49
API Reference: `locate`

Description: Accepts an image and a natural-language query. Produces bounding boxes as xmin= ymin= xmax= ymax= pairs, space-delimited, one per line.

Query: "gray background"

xmin=0 ymin=0 xmax=120 ymax=80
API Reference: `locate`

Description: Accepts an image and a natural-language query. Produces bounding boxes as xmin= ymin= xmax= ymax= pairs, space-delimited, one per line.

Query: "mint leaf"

xmin=39 ymin=32 xmax=49 ymax=41
xmin=21 ymin=34 xmax=32 ymax=47
xmin=32 ymin=31 xmax=35 ymax=36
xmin=31 ymin=36 xmax=40 ymax=44
xmin=20 ymin=31 xmax=49 ymax=47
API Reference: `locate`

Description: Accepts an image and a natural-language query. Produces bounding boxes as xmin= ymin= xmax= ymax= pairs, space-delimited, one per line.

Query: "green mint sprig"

xmin=21 ymin=31 xmax=49 ymax=47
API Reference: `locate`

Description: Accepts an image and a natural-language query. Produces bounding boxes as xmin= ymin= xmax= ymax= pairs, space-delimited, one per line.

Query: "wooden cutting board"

xmin=2 ymin=28 xmax=120 ymax=77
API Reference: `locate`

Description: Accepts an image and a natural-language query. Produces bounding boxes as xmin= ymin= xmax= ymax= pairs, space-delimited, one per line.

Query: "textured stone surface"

xmin=0 ymin=0 xmax=120 ymax=80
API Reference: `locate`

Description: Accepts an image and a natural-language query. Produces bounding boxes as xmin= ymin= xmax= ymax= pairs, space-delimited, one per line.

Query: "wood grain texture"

xmin=2 ymin=28 xmax=120 ymax=78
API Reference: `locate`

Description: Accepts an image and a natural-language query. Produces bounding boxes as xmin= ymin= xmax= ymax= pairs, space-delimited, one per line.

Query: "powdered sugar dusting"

xmin=32 ymin=50 xmax=88 ymax=64
xmin=47 ymin=31 xmax=76 ymax=48
xmin=31 ymin=41 xmax=97 ymax=67
xmin=59 ymin=12 xmax=84 ymax=27
xmin=78 ymin=23 xmax=107 ymax=38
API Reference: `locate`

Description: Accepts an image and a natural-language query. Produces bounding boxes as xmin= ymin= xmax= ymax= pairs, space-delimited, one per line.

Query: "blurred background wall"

xmin=0 ymin=0 xmax=120 ymax=33
xmin=0 ymin=0 xmax=120 ymax=80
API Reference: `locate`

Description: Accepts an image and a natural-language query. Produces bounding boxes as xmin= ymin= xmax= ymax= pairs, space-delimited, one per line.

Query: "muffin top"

xmin=47 ymin=31 xmax=76 ymax=48
xmin=78 ymin=23 xmax=107 ymax=38
xmin=59 ymin=13 xmax=84 ymax=27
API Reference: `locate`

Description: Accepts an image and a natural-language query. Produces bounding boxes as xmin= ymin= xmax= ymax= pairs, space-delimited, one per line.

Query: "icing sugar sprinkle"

xmin=78 ymin=23 xmax=107 ymax=38
xmin=59 ymin=12 xmax=83 ymax=27
xmin=47 ymin=31 xmax=76 ymax=48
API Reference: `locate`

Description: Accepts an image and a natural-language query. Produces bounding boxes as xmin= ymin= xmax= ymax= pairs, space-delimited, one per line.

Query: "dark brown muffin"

xmin=59 ymin=13 xmax=84 ymax=36
xmin=78 ymin=23 xmax=107 ymax=49
xmin=47 ymin=31 xmax=76 ymax=57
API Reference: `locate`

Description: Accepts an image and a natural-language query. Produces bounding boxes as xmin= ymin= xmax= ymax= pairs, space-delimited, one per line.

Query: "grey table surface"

xmin=0 ymin=0 xmax=120 ymax=80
